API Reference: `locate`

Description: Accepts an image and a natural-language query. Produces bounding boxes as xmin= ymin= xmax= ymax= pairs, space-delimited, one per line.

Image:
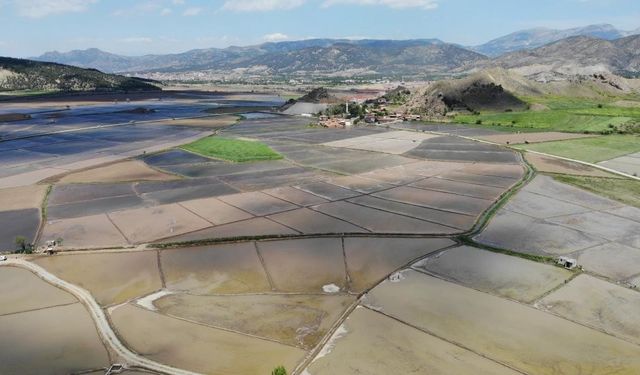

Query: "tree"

xmin=271 ymin=366 xmax=287 ymax=375
xmin=14 ymin=236 xmax=32 ymax=254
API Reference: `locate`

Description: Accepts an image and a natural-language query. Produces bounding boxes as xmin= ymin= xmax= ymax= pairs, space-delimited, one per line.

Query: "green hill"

xmin=0 ymin=57 xmax=160 ymax=92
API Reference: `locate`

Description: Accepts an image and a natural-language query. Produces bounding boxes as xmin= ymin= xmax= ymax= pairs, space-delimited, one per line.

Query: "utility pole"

xmin=346 ymin=100 xmax=349 ymax=116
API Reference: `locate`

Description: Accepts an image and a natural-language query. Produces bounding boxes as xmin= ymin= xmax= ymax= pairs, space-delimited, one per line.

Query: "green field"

xmin=182 ymin=137 xmax=283 ymax=163
xmin=455 ymin=96 xmax=640 ymax=133
xmin=554 ymin=175 xmax=640 ymax=208
xmin=517 ymin=135 xmax=640 ymax=163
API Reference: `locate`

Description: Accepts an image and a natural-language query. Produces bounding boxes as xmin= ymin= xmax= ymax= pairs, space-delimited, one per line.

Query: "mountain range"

xmin=471 ymin=23 xmax=640 ymax=56
xmin=28 ymin=24 xmax=640 ymax=79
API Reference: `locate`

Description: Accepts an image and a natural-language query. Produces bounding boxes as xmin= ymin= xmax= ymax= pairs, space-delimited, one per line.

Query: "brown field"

xmin=539 ymin=274 xmax=640 ymax=345
xmin=258 ymin=238 xmax=347 ymax=293
xmin=305 ymin=307 xmax=519 ymax=375
xmin=0 ymin=184 xmax=48 ymax=212
xmin=0 ymin=266 xmax=76 ymax=315
xmin=344 ymin=237 xmax=455 ymax=292
xmin=156 ymin=293 xmax=354 ymax=349
xmin=161 ymin=242 xmax=271 ymax=294
xmin=414 ymin=246 xmax=572 ymax=303
xmin=39 ymin=214 xmax=129 ymax=249
xmin=0 ymin=303 xmax=110 ymax=374
xmin=525 ymin=153 xmax=617 ymax=177
xmin=33 ymin=251 xmax=163 ymax=306
xmin=364 ymin=270 xmax=640 ymax=375
xmin=111 ymin=303 xmax=305 ymax=375
xmin=55 ymin=160 xmax=179 ymax=184
xmin=108 ymin=203 xmax=212 ymax=243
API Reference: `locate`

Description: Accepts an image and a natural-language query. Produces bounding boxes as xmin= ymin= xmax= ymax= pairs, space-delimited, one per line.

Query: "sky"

xmin=0 ymin=0 xmax=639 ymax=57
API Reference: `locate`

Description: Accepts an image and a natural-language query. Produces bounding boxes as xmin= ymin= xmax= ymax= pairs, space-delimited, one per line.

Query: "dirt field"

xmin=344 ymin=237 xmax=454 ymax=292
xmin=55 ymin=160 xmax=179 ymax=184
xmin=34 ymin=251 xmax=163 ymax=306
xmin=39 ymin=214 xmax=129 ymax=249
xmin=538 ymin=274 xmax=640 ymax=345
xmin=478 ymin=132 xmax=596 ymax=145
xmin=414 ymin=246 xmax=571 ymax=303
xmin=258 ymin=238 xmax=347 ymax=293
xmin=156 ymin=293 xmax=353 ymax=349
xmin=0 ymin=303 xmax=110 ymax=374
xmin=0 ymin=184 xmax=48 ymax=212
xmin=110 ymin=303 xmax=305 ymax=375
xmin=108 ymin=203 xmax=212 ymax=243
xmin=364 ymin=270 xmax=640 ymax=375
xmin=304 ymin=307 xmax=519 ymax=375
xmin=525 ymin=153 xmax=616 ymax=177
xmin=161 ymin=242 xmax=272 ymax=294
xmin=0 ymin=266 xmax=76 ymax=315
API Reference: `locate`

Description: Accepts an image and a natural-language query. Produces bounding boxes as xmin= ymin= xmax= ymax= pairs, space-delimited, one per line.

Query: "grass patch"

xmin=181 ymin=136 xmax=282 ymax=163
xmin=515 ymin=135 xmax=640 ymax=163
xmin=553 ymin=175 xmax=640 ymax=208
xmin=455 ymin=96 xmax=640 ymax=133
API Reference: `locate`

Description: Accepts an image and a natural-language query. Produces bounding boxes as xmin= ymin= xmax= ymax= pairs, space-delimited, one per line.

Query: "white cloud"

xmin=222 ymin=0 xmax=306 ymax=11
xmin=13 ymin=0 xmax=98 ymax=18
xmin=322 ymin=0 xmax=438 ymax=10
xmin=183 ymin=6 xmax=202 ymax=16
xmin=263 ymin=32 xmax=290 ymax=41
xmin=161 ymin=7 xmax=172 ymax=15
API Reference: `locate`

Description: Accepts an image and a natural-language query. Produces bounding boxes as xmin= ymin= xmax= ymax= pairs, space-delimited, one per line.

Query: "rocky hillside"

xmin=402 ymin=70 xmax=527 ymax=117
xmin=0 ymin=57 xmax=160 ymax=92
xmin=492 ymin=35 xmax=640 ymax=78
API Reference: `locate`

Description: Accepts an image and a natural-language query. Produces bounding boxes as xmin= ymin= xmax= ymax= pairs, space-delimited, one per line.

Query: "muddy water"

xmin=156 ymin=293 xmax=354 ymax=349
xmin=0 ymin=266 xmax=76 ymax=315
xmin=0 ymin=303 xmax=110 ymax=374
xmin=161 ymin=242 xmax=272 ymax=294
xmin=34 ymin=251 xmax=163 ymax=305
xmin=257 ymin=238 xmax=347 ymax=293
xmin=364 ymin=270 xmax=640 ymax=375
xmin=539 ymin=274 xmax=640 ymax=345
xmin=414 ymin=246 xmax=571 ymax=303
xmin=111 ymin=304 xmax=305 ymax=375
xmin=305 ymin=307 xmax=519 ymax=375
xmin=344 ymin=237 xmax=454 ymax=293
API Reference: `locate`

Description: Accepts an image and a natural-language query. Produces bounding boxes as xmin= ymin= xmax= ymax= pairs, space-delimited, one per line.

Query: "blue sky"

xmin=1 ymin=0 xmax=639 ymax=57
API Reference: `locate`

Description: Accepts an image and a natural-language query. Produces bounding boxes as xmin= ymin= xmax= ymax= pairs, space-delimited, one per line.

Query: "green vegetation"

xmin=516 ymin=135 xmax=640 ymax=163
xmin=14 ymin=236 xmax=33 ymax=254
xmin=455 ymin=96 xmax=640 ymax=134
xmin=553 ymin=175 xmax=640 ymax=208
xmin=182 ymin=136 xmax=283 ymax=163
xmin=0 ymin=57 xmax=159 ymax=92
xmin=271 ymin=366 xmax=288 ymax=375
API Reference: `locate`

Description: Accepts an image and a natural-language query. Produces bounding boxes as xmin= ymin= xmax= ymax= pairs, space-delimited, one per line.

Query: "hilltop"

xmin=403 ymin=70 xmax=528 ymax=117
xmin=0 ymin=57 xmax=160 ymax=92
xmin=0 ymin=57 xmax=160 ymax=91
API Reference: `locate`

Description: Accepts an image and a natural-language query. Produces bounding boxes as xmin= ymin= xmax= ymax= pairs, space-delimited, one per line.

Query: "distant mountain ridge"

xmin=472 ymin=24 xmax=640 ymax=57
xmin=31 ymin=24 xmax=640 ymax=79
xmin=35 ymin=38 xmax=450 ymax=74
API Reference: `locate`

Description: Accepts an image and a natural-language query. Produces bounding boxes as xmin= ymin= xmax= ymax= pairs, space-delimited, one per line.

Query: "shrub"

xmin=475 ymin=119 xmax=482 ymax=125
xmin=271 ymin=366 xmax=287 ymax=375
